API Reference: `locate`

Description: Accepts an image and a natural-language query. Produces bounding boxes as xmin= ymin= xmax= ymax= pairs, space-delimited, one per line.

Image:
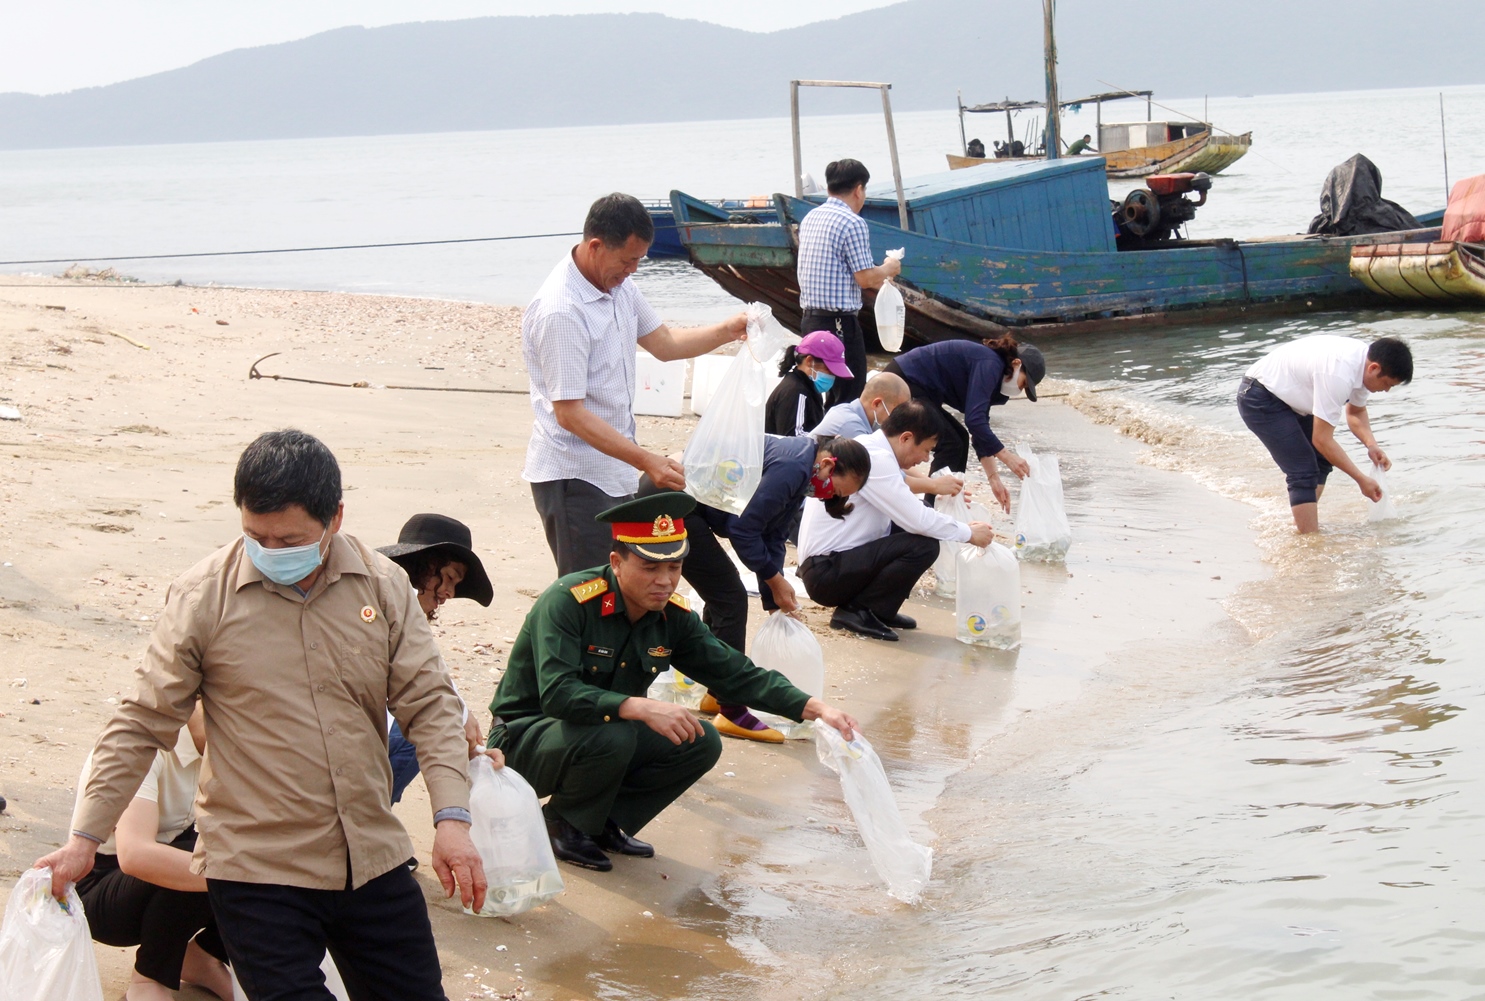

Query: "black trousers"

xmin=208 ymin=864 xmax=446 ymax=1001
xmin=885 ymin=361 xmax=971 ymax=475
xmin=801 ymin=309 xmax=866 ymax=408
xmin=531 ymin=478 xmax=633 ymax=577
xmin=799 ymin=532 xmax=939 ymax=618
xmin=76 ymin=826 xmax=227 ymax=989
xmin=1237 ymin=377 xmax=1333 ymax=506
xmin=494 ymin=717 xmax=723 ymax=836
xmin=679 ymin=513 xmax=781 ymax=655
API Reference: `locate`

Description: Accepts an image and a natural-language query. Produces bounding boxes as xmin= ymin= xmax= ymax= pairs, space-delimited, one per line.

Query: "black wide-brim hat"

xmin=376 ymin=513 xmax=493 ymax=607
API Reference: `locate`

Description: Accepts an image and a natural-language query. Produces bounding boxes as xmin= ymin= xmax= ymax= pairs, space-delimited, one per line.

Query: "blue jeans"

xmin=1238 ymin=377 xmax=1333 ymax=506
xmin=387 ymin=721 xmax=420 ymax=805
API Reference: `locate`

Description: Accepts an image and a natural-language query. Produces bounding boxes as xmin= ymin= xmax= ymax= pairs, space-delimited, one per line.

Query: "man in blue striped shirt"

xmin=796 ymin=159 xmax=901 ymax=407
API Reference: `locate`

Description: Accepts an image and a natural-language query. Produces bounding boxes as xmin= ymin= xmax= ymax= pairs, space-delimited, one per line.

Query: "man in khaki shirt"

xmin=37 ymin=429 xmax=486 ymax=1001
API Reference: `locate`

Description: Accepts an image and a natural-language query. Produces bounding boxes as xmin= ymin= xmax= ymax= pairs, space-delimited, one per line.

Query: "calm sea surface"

xmin=4 ymin=85 xmax=1484 ymax=997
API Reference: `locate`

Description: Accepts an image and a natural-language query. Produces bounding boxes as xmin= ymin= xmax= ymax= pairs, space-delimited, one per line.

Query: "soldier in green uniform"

xmin=488 ymin=492 xmax=859 ymax=871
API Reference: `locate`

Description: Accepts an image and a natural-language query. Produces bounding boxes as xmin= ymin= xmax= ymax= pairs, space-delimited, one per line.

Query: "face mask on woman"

xmin=1001 ymin=373 xmax=1026 ymax=400
xmin=810 ymin=461 xmax=835 ymax=499
xmin=810 ymin=370 xmax=836 ymax=394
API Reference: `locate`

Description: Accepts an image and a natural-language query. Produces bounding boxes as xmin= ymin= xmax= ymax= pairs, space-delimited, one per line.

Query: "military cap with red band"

xmin=595 ymin=491 xmax=696 ymax=561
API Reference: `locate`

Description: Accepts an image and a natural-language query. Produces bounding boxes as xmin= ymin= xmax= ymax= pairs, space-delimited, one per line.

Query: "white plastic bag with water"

xmin=0 ymin=868 xmax=103 ymax=1001
xmin=955 ymin=542 xmax=1022 ymax=649
xmin=1015 ymin=448 xmax=1072 ymax=561
xmin=466 ymin=755 xmax=564 ymax=917
xmin=749 ymin=612 xmax=824 ymax=739
xmin=873 ymin=249 xmax=907 ymax=352
xmin=682 ymin=303 xmax=797 ymax=515
xmin=814 ymin=725 xmax=932 ymax=904
xmin=1368 ymin=462 xmax=1398 ymax=522
xmin=932 ymin=495 xmax=991 ymax=596
xmin=232 ymin=953 xmax=349 ymax=1001
xmin=647 ymin=668 xmax=707 ymax=709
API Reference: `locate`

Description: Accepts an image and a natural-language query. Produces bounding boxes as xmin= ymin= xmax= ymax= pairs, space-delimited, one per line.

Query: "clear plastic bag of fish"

xmin=465 ymin=754 xmax=564 ymax=917
xmin=0 ymin=868 xmax=104 ymax=1001
xmin=955 ymin=542 xmax=1022 ymax=649
xmin=682 ymin=303 xmax=797 ymax=515
xmin=1367 ymin=462 xmax=1398 ymax=522
xmin=814 ymin=725 xmax=933 ymax=904
xmin=932 ymin=494 xmax=990 ymax=596
xmin=873 ymin=249 xmax=907 ymax=352
xmin=1014 ymin=448 xmax=1072 ymax=561
xmin=647 ymin=668 xmax=707 ymax=709
xmin=746 ymin=612 xmax=824 ymax=739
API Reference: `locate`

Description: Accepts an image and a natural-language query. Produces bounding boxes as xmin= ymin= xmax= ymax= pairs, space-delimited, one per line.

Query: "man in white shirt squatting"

xmin=797 ymin=400 xmax=994 ymax=641
xmin=523 ymin=193 xmax=748 ymax=577
xmin=1237 ymin=335 xmax=1413 ymax=533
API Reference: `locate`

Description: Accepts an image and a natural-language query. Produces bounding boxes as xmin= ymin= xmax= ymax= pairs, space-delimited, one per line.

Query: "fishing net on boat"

xmin=1307 ymin=154 xmax=1420 ymax=236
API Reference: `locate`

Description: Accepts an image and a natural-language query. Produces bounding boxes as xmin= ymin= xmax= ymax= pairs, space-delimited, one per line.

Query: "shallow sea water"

xmin=3 ymin=84 xmax=1484 ymax=998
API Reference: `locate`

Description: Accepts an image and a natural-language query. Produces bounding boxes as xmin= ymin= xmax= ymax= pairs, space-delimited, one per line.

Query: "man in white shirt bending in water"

xmin=1237 ymin=335 xmax=1413 ymax=533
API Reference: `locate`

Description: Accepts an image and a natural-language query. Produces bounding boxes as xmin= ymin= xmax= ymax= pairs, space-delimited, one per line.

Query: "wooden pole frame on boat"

xmin=790 ymin=79 xmax=909 ymax=230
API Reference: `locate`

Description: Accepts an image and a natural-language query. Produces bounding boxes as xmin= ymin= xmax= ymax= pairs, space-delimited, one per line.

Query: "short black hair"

xmin=583 ymin=193 xmax=654 ymax=248
xmin=1368 ymin=337 xmax=1413 ymax=383
xmin=825 ymin=159 xmax=871 ymax=196
xmin=393 ymin=549 xmax=459 ymax=594
xmin=881 ymin=399 xmax=940 ymax=445
xmin=233 ymin=429 xmax=342 ymax=526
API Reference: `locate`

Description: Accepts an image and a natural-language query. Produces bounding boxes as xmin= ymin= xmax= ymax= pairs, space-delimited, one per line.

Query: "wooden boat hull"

xmin=946 ymin=132 xmax=1252 ymax=179
xmin=1351 ymin=241 xmax=1485 ymax=301
xmin=670 ymin=188 xmax=1467 ymax=345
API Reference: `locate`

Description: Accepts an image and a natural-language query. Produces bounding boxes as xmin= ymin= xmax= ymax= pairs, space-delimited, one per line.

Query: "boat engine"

xmin=1115 ymin=172 xmax=1212 ymax=246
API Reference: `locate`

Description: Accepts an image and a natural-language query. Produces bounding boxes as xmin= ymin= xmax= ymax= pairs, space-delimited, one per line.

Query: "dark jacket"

xmin=694 ymin=435 xmax=814 ymax=584
xmin=891 ymin=340 xmax=1009 ymax=458
xmin=764 ymin=369 xmax=825 ymax=437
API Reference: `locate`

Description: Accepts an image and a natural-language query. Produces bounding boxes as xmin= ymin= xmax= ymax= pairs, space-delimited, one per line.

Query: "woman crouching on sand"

xmin=377 ymin=514 xmax=503 ymax=807
xmin=74 ymin=703 xmax=234 ymax=1001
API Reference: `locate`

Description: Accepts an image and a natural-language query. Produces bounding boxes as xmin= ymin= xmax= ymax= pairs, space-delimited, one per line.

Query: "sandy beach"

xmin=0 ymin=273 xmax=1271 ymax=1000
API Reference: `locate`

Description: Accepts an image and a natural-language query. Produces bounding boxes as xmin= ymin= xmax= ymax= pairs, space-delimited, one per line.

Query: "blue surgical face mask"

xmin=243 ymin=528 xmax=328 ymax=585
xmin=811 ymin=371 xmax=836 ymax=394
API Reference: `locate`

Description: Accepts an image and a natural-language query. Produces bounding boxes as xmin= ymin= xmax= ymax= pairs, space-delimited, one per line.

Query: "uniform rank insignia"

xmin=666 ymin=592 xmax=690 ymax=611
xmin=569 ymin=578 xmax=609 ymax=603
xmin=601 ymin=593 xmax=617 ymax=616
xmin=647 ymin=646 xmax=671 ymax=658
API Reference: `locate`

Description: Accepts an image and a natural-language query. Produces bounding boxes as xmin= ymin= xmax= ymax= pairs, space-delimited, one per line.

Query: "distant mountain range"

xmin=1 ymin=0 xmax=1480 ymax=150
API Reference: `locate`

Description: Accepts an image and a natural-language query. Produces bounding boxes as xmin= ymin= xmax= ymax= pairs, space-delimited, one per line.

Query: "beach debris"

xmin=494 ymin=945 xmax=507 ymax=952
xmin=641 ymin=910 xmax=654 ymax=918
xmin=43 ymin=304 xmax=65 ymax=310
xmin=216 ymin=319 xmax=229 ymax=325
xmin=117 ymin=425 xmax=168 ymax=435
xmin=0 ymin=795 xmax=6 ymax=813
xmin=9 ymin=679 xmax=25 ymax=688
xmin=105 ymin=329 xmax=151 ymax=351
xmin=248 ymin=352 xmax=524 ymax=395
xmin=0 ymin=406 xmax=20 ymax=421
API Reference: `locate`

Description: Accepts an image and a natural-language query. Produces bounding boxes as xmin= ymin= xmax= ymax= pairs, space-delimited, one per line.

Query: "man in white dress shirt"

xmin=798 ymin=400 xmax=994 ymax=641
xmin=1237 ymin=335 xmax=1412 ymax=533
xmin=522 ymin=193 xmax=747 ymax=576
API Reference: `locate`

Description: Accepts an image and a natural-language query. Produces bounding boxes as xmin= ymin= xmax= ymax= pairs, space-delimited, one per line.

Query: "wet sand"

xmin=0 ymin=275 xmax=1268 ymax=999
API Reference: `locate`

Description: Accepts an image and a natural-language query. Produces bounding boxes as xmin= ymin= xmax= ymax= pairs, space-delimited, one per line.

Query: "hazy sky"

xmin=2 ymin=1 xmax=896 ymax=95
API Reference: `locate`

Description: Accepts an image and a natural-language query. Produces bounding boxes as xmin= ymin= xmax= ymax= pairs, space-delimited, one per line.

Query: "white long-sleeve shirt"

xmin=798 ymin=429 xmax=971 ymax=560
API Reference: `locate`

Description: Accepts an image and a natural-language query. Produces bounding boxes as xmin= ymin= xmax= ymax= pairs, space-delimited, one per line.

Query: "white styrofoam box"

xmin=634 ymin=352 xmax=686 ymax=417
xmin=689 ymin=353 xmax=732 ymax=417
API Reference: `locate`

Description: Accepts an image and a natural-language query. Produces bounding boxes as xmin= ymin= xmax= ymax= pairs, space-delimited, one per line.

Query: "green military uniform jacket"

xmin=489 ymin=565 xmax=811 ymax=739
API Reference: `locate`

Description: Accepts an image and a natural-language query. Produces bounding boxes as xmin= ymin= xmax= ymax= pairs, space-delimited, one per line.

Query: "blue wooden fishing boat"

xmin=642 ymin=197 xmax=776 ymax=258
xmin=669 ymin=156 xmax=1469 ymax=346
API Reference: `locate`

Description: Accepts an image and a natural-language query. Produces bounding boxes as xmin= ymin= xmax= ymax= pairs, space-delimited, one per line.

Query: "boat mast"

xmin=1043 ymin=0 xmax=1060 ymax=159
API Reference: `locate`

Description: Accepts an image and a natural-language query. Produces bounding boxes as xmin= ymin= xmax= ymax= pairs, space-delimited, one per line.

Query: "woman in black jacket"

xmin=764 ymin=329 xmax=855 ymax=436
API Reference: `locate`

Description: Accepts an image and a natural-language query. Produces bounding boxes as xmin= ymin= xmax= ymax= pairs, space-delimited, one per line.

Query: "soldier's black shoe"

xmin=830 ymin=606 xmax=899 ymax=641
xmin=596 ymin=819 xmax=654 ymax=858
xmin=546 ymin=812 xmax=612 ymax=871
xmin=876 ymin=610 xmax=917 ymax=630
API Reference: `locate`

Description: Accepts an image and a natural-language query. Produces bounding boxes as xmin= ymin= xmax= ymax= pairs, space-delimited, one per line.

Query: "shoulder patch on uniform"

xmin=667 ymin=592 xmax=690 ymax=611
xmin=569 ymin=578 xmax=609 ymax=604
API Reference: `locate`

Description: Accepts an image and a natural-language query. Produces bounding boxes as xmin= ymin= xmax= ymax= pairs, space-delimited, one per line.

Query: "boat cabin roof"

xmin=858 ymin=157 xmax=1109 ymax=210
